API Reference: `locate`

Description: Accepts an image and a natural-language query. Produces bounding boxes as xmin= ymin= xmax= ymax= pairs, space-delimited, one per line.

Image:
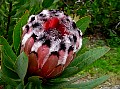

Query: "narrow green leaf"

xmin=58 ymin=67 xmax=79 ymax=78
xmin=15 ymin=52 xmax=28 ymax=80
xmin=43 ymin=78 xmax=69 ymax=89
xmin=69 ymin=47 xmax=110 ymax=71
xmin=1 ymin=50 xmax=15 ymax=71
xmin=42 ymin=0 xmax=54 ymax=8
xmin=13 ymin=11 xmax=29 ymax=55
xmin=76 ymin=16 xmax=91 ymax=33
xmin=48 ymin=78 xmax=68 ymax=84
xmin=0 ymin=9 xmax=7 ymax=17
xmin=16 ymin=83 xmax=24 ymax=89
xmin=28 ymin=76 xmax=42 ymax=89
xmin=1 ymin=56 xmax=19 ymax=79
xmin=25 ymin=82 xmax=32 ymax=89
xmin=0 ymin=36 xmax=17 ymax=62
xmin=51 ymin=75 xmax=86 ymax=89
xmin=66 ymin=75 xmax=109 ymax=89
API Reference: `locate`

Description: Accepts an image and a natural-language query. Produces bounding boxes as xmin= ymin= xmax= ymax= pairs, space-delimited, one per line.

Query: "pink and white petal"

xmin=58 ymin=50 xmax=65 ymax=65
xmin=39 ymin=54 xmax=58 ymax=78
xmin=64 ymin=51 xmax=74 ymax=68
xmin=46 ymin=65 xmax=63 ymax=78
xmin=37 ymin=45 xmax=50 ymax=69
xmin=28 ymin=52 xmax=38 ymax=75
xmin=24 ymin=37 xmax=34 ymax=55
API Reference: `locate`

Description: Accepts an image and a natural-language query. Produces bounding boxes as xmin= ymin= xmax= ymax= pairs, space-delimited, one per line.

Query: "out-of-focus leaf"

xmin=16 ymin=82 xmax=24 ymax=89
xmin=58 ymin=67 xmax=79 ymax=78
xmin=15 ymin=4 xmax=29 ymax=18
xmin=66 ymin=75 xmax=109 ymax=89
xmin=76 ymin=16 xmax=91 ymax=33
xmin=0 ymin=79 xmax=5 ymax=85
xmin=48 ymin=78 xmax=68 ymax=84
xmin=2 ymin=50 xmax=15 ymax=71
xmin=1 ymin=47 xmax=19 ymax=79
xmin=0 ymin=9 xmax=7 ymax=17
xmin=1 ymin=58 xmax=19 ymax=79
xmin=1 ymin=75 xmax=18 ymax=87
xmin=15 ymin=52 xmax=28 ymax=81
xmin=0 ymin=0 xmax=3 ymax=6
xmin=25 ymin=82 xmax=32 ymax=89
xmin=0 ymin=36 xmax=17 ymax=62
xmin=0 ymin=70 xmax=5 ymax=85
xmin=4 ymin=85 xmax=14 ymax=89
xmin=69 ymin=47 xmax=110 ymax=71
xmin=42 ymin=0 xmax=54 ymax=8
xmin=51 ymin=75 xmax=86 ymax=89
xmin=13 ymin=11 xmax=29 ymax=55
xmin=28 ymin=76 xmax=42 ymax=89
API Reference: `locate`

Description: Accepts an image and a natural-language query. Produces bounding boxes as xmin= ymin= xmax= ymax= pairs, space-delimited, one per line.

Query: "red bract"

xmin=44 ymin=17 xmax=59 ymax=30
xmin=21 ymin=10 xmax=82 ymax=78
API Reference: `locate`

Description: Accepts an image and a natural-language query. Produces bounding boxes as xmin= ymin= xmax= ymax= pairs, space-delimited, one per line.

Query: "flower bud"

xmin=21 ymin=10 xmax=82 ymax=78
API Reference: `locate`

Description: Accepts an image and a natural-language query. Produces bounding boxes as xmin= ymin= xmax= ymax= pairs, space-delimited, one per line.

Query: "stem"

xmin=6 ymin=1 xmax=12 ymax=37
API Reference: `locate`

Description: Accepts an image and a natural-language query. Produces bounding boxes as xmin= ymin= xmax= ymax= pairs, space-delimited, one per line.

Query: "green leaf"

xmin=58 ymin=67 xmax=79 ymax=78
xmin=1 ymin=56 xmax=20 ymax=79
xmin=0 ymin=79 xmax=5 ymax=85
xmin=16 ymin=83 xmax=24 ymax=89
xmin=0 ymin=70 xmax=5 ymax=85
xmin=66 ymin=75 xmax=109 ymax=89
xmin=51 ymin=75 xmax=86 ymax=89
xmin=13 ymin=11 xmax=29 ymax=55
xmin=1 ymin=75 xmax=18 ymax=87
xmin=76 ymin=16 xmax=91 ymax=34
xmin=4 ymin=85 xmax=14 ymax=89
xmin=28 ymin=76 xmax=42 ymax=89
xmin=48 ymin=78 xmax=68 ymax=84
xmin=15 ymin=52 xmax=28 ymax=81
xmin=42 ymin=0 xmax=54 ymax=8
xmin=0 ymin=36 xmax=17 ymax=62
xmin=69 ymin=47 xmax=110 ymax=71
xmin=25 ymin=82 xmax=32 ymax=89
xmin=1 ymin=50 xmax=15 ymax=71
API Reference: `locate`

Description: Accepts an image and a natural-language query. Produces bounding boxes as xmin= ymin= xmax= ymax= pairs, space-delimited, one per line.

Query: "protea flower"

xmin=21 ymin=10 xmax=82 ymax=79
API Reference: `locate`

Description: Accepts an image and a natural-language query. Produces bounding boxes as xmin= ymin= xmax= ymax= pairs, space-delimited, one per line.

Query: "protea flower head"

xmin=21 ymin=10 xmax=82 ymax=78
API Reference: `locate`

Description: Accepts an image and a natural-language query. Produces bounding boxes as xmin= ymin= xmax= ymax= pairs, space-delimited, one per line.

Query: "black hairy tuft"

xmin=30 ymin=51 xmax=38 ymax=57
xmin=43 ymin=39 xmax=51 ymax=47
xmin=32 ymin=23 xmax=40 ymax=28
xmin=30 ymin=17 xmax=35 ymax=22
xmin=25 ymin=25 xmax=29 ymax=32
xmin=51 ymin=51 xmax=59 ymax=57
xmin=72 ymin=22 xmax=77 ymax=29
xmin=39 ymin=13 xmax=43 ymax=16
xmin=68 ymin=46 xmax=74 ymax=53
xmin=59 ymin=42 xmax=66 ymax=51
xmin=39 ymin=35 xmax=46 ymax=41
xmin=73 ymin=35 xmax=77 ymax=43
xmin=31 ymin=33 xmax=38 ymax=40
